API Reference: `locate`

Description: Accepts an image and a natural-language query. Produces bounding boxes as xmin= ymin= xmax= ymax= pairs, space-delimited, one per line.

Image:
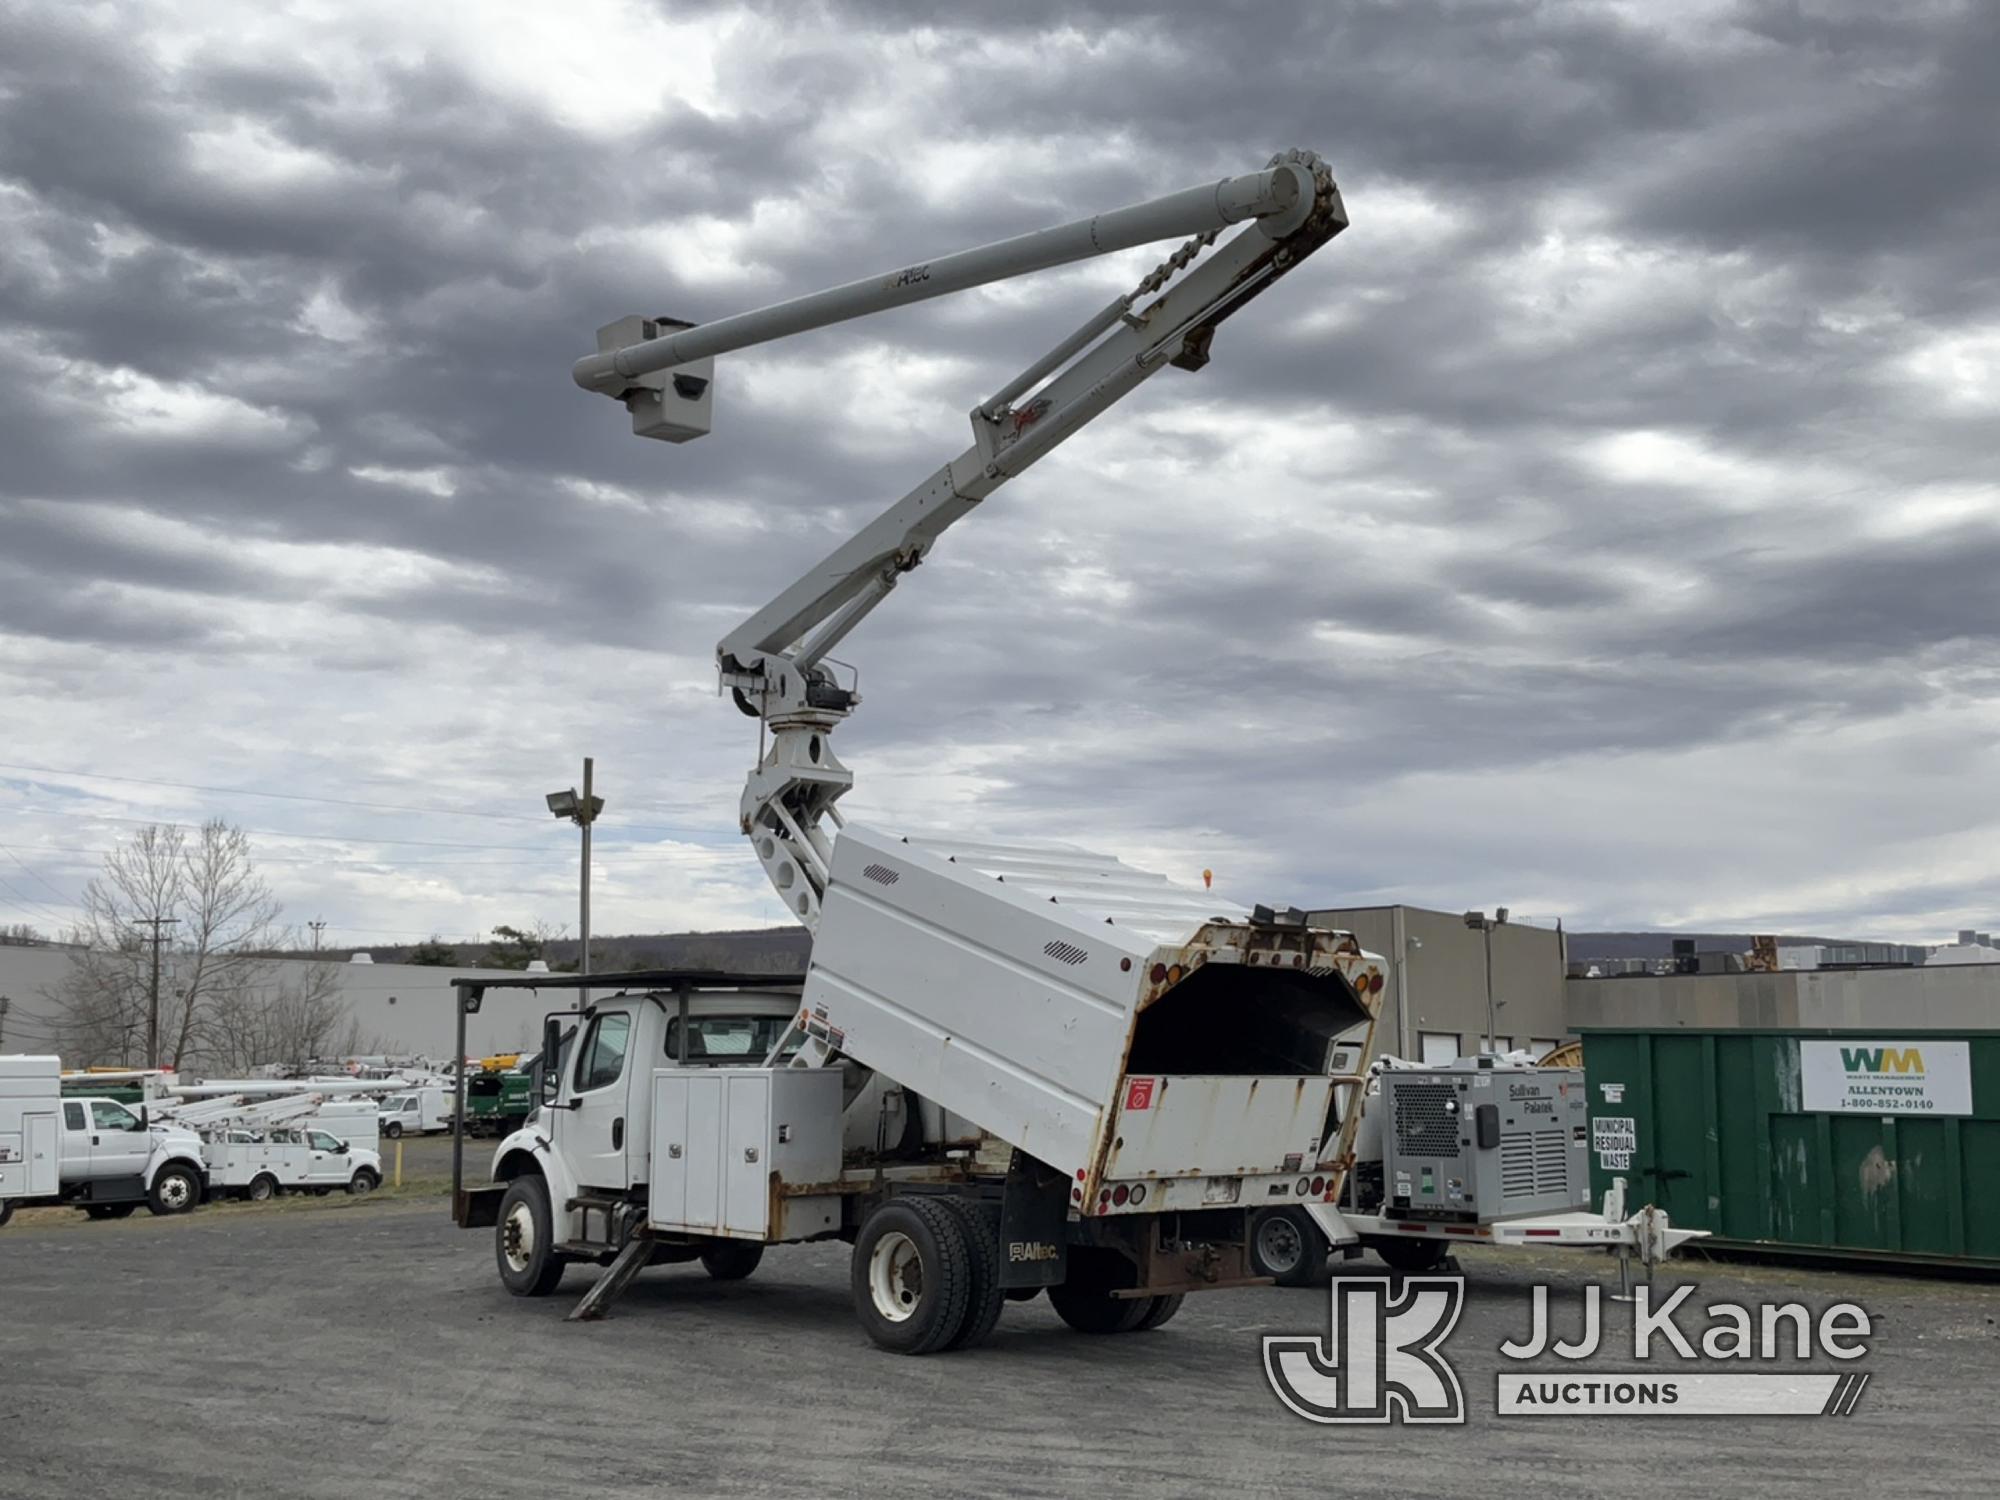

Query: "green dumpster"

xmin=1582 ymin=1027 xmax=2000 ymax=1269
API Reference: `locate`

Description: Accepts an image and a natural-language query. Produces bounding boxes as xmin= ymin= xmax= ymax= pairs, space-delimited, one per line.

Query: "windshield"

xmin=663 ymin=1015 xmax=797 ymax=1065
xmin=383 ymin=1096 xmax=412 ymax=1111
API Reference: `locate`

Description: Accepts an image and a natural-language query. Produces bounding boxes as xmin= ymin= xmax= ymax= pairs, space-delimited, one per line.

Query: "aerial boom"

xmin=575 ymin=152 xmax=1347 ymax=927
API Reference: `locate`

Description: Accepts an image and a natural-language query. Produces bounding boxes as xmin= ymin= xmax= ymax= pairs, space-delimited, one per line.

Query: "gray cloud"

xmin=0 ymin=0 xmax=1994 ymax=945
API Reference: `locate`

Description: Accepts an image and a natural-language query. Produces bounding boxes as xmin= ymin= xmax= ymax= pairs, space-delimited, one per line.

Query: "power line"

xmin=2 ymin=845 xmax=81 ymax=909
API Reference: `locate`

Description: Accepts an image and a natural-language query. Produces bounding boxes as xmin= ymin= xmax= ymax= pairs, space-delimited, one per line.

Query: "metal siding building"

xmin=1565 ymin=963 xmax=2000 ymax=1033
xmin=1306 ymin=905 xmax=1570 ymax=1063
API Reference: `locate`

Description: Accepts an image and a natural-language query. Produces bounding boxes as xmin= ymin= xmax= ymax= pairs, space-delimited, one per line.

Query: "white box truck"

xmin=1 ymin=1056 xmax=210 ymax=1224
xmin=378 ymin=1086 xmax=452 ymax=1138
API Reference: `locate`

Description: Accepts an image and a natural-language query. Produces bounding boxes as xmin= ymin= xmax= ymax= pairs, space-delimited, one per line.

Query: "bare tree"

xmin=47 ymin=820 xmax=361 ymax=1073
xmin=0 ymin=922 xmax=46 ymax=946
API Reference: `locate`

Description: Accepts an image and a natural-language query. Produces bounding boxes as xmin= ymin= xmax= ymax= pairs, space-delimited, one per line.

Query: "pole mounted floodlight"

xmin=546 ymin=760 xmax=603 ymax=1008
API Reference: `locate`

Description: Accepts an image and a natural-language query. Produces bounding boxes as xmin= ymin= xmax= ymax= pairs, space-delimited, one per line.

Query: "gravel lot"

xmin=2 ymin=1189 xmax=1997 ymax=1499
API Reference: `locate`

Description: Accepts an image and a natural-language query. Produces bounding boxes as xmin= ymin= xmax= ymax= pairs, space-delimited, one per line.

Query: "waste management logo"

xmin=1265 ymin=1279 xmax=1873 ymax=1423
xmin=1800 ymin=1038 xmax=1973 ymax=1115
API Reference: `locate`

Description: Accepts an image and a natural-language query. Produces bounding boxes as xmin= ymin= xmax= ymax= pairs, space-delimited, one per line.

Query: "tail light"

xmin=1310 ymin=1175 xmax=1326 ymax=1195
xmin=1111 ymin=1184 xmax=1130 ymax=1207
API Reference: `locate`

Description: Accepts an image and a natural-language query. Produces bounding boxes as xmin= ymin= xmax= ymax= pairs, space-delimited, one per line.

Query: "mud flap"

xmin=997 ymin=1150 xmax=1068 ymax=1289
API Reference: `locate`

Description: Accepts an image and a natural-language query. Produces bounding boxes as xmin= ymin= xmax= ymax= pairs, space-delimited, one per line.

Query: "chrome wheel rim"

xmin=159 ymin=1174 xmax=192 ymax=1210
xmin=868 ymin=1231 xmax=923 ymax=1323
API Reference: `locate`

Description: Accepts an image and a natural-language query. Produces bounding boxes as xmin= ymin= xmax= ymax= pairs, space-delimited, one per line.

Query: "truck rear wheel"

xmin=247 ymin=1175 xmax=279 ymax=1203
xmin=939 ymin=1197 xmax=1005 ymax=1350
xmin=851 ymin=1197 xmax=972 ymax=1355
xmin=85 ymin=1203 xmax=136 ymax=1221
xmin=699 ymin=1241 xmax=764 ymax=1280
xmin=496 ymin=1175 xmax=567 ymax=1297
xmin=0 ymin=1200 xmax=12 ymax=1229
xmin=147 ymin=1163 xmax=201 ymax=1217
xmin=1368 ymin=1235 xmax=1450 ymax=1273
xmin=1133 ymin=1294 xmax=1185 ymax=1331
xmin=1250 ymin=1207 xmax=1328 ymax=1287
xmin=1047 ymin=1281 xmax=1151 ymax=1335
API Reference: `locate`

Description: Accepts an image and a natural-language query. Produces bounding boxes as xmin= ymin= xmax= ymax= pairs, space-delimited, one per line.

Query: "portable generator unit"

xmin=1378 ymin=1059 xmax=1588 ymax=1223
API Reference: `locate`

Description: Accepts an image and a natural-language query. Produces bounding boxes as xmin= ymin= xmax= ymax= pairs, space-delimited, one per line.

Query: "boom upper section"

xmin=573 ymin=152 xmax=1348 ymax=927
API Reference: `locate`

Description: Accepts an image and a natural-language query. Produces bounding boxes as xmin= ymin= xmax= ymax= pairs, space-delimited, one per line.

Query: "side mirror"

xmin=338 ymin=1142 xmax=351 ymax=1155
xmin=539 ymin=1016 xmax=563 ymax=1106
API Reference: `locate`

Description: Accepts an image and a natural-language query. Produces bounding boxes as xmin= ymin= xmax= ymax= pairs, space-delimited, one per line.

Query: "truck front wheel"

xmin=699 ymin=1241 xmax=764 ymax=1281
xmin=1250 ymin=1207 xmax=1328 ymax=1287
xmin=147 ymin=1164 xmax=201 ymax=1217
xmin=384 ymin=1121 xmax=403 ymax=1139
xmin=496 ymin=1176 xmax=567 ymax=1297
xmin=851 ymin=1198 xmax=973 ymax=1355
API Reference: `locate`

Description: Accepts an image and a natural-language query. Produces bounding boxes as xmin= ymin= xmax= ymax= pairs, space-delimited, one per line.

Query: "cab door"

xmin=565 ymin=1007 xmax=635 ymax=1190
xmin=87 ymin=1100 xmax=153 ymax=1181
xmin=305 ymin=1130 xmax=350 ymax=1185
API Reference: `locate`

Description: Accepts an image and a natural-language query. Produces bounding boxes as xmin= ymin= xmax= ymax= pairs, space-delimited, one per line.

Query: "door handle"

xmin=611 ymin=1117 xmax=624 ymax=1151
xmin=92 ymin=1136 xmax=100 ymax=1145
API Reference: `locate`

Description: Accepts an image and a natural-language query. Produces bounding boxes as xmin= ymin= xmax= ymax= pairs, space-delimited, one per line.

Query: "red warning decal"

xmin=1124 ymin=1077 xmax=1157 ymax=1112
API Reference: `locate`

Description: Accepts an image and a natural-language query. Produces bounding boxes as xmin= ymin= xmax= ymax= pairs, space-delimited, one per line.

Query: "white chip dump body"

xmin=802 ymin=824 xmax=1382 ymax=1199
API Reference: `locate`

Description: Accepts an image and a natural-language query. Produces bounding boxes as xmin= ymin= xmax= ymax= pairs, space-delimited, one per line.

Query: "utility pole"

xmin=308 ymin=918 xmax=327 ymax=952
xmin=0 ymin=995 xmax=10 ymax=1049
xmin=133 ymin=916 xmax=180 ymax=1069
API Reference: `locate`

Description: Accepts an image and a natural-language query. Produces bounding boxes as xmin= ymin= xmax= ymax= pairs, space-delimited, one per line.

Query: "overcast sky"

xmin=1 ymin=0 xmax=1995 ymax=952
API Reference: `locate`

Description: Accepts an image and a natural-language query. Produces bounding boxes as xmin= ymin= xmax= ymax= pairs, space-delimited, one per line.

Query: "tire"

xmin=495 ymin=1175 xmax=567 ymax=1297
xmin=850 ymin=1197 xmax=973 ymax=1355
xmin=146 ymin=1163 xmax=201 ymax=1217
xmin=939 ymin=1197 xmax=1005 ymax=1350
xmin=247 ymin=1175 xmax=279 ymax=1203
xmin=1046 ymin=1281 xmax=1151 ymax=1335
xmin=348 ymin=1170 xmax=380 ymax=1197
xmin=1133 ymin=1294 xmax=1185 ymax=1331
xmin=1250 ymin=1207 xmax=1328 ymax=1288
xmin=699 ymin=1241 xmax=764 ymax=1281
xmin=0 ymin=1200 xmax=12 ymax=1229
xmin=384 ymin=1122 xmax=403 ymax=1140
xmin=1370 ymin=1235 xmax=1451 ymax=1273
xmin=86 ymin=1202 xmax=137 ymax=1221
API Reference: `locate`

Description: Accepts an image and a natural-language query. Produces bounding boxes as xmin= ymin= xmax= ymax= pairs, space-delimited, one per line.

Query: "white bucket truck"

xmin=158 ymin=1092 xmax=384 ymax=1200
xmin=1 ymin=1056 xmax=209 ymax=1224
xmin=451 ymin=154 xmax=1391 ymax=1351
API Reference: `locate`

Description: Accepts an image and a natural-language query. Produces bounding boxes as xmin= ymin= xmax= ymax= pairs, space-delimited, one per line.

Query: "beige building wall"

xmin=1565 ymin=962 xmax=2000 ymax=1032
xmin=1308 ymin=905 xmax=1570 ymax=1063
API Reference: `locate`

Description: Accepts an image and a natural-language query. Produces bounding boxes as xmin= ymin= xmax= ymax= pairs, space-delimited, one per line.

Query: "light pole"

xmin=1463 ymin=907 xmax=1509 ymax=1053
xmin=546 ymin=757 xmax=605 ymax=1008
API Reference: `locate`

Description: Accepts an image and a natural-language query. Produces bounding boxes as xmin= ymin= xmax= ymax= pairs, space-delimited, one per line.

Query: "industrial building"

xmin=1566 ymin=960 xmax=2000 ymax=1031
xmin=1306 ymin=904 xmax=1570 ymax=1063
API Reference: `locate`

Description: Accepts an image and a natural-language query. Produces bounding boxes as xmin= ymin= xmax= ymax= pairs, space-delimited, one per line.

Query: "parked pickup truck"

xmin=2 ymin=1056 xmax=210 ymax=1224
xmin=210 ymin=1127 xmax=383 ymax=1201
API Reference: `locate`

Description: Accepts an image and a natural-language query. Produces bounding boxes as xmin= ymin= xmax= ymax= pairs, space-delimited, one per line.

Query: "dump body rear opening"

xmin=1126 ymin=965 xmax=1368 ymax=1077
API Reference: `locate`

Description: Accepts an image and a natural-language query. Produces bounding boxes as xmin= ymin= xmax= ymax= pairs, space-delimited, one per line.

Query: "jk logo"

xmin=1263 ymin=1277 xmax=1467 ymax=1424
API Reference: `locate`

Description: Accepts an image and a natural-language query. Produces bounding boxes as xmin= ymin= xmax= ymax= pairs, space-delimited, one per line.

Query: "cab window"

xmin=308 ymin=1131 xmax=343 ymax=1151
xmin=64 ymin=1102 xmax=86 ymax=1130
xmin=90 ymin=1100 xmax=141 ymax=1132
xmin=574 ymin=1012 xmax=631 ymax=1092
